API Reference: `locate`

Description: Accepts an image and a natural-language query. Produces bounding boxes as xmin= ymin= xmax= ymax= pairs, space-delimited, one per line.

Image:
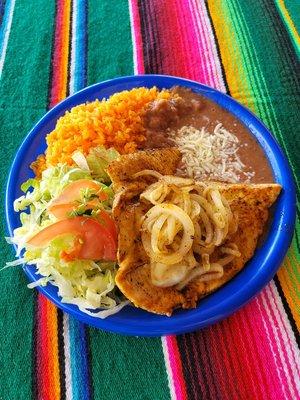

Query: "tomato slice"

xmin=48 ymin=204 xmax=75 ymax=220
xmin=27 ymin=216 xmax=117 ymax=261
xmin=48 ymin=179 xmax=107 ymax=219
xmin=49 ymin=199 xmax=102 ymax=220
xmin=95 ymin=210 xmax=117 ymax=241
xmin=52 ymin=179 xmax=108 ymax=203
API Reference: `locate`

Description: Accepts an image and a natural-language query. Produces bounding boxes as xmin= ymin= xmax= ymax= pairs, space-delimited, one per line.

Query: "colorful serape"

xmin=0 ymin=1 xmax=299 ymax=399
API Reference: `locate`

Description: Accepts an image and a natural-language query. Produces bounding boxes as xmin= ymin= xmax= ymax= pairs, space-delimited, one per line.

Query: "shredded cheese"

xmin=171 ymin=123 xmax=255 ymax=183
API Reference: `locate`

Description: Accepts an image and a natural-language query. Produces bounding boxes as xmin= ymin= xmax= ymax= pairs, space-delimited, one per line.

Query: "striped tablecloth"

xmin=0 ymin=1 xmax=299 ymax=399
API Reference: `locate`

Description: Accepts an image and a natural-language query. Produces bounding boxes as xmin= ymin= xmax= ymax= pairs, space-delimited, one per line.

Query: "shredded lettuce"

xmin=85 ymin=146 xmax=119 ymax=183
xmin=65 ymin=300 xmax=130 ymax=319
xmin=14 ymin=164 xmax=91 ymax=212
xmin=21 ymin=178 xmax=39 ymax=193
xmin=7 ymin=158 xmax=124 ymax=318
xmin=24 ymin=238 xmax=119 ymax=310
xmin=27 ymin=277 xmax=50 ymax=289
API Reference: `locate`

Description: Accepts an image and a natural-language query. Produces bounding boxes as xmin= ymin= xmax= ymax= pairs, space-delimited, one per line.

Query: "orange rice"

xmin=44 ymin=87 xmax=172 ymax=169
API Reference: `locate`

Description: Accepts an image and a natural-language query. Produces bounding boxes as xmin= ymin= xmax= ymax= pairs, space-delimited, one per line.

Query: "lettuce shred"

xmin=85 ymin=146 xmax=119 ymax=183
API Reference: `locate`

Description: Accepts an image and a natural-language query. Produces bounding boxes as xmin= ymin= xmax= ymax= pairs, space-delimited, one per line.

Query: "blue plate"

xmin=5 ymin=75 xmax=296 ymax=336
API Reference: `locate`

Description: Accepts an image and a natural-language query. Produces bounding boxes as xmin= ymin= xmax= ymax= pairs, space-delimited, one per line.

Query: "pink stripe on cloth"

xmin=268 ymin=283 xmax=300 ymax=379
xmin=189 ymin=0 xmax=226 ymax=91
xmin=162 ymin=336 xmax=187 ymax=400
xmin=128 ymin=0 xmax=145 ymax=74
xmin=253 ymin=288 xmax=300 ymax=399
xmin=208 ymin=292 xmax=298 ymax=400
xmin=234 ymin=303 xmax=276 ymax=399
xmin=154 ymin=0 xmax=206 ymax=81
xmin=129 ymin=0 xmax=225 ymax=87
xmin=149 ymin=0 xmax=225 ymax=89
xmin=226 ymin=316 xmax=264 ymax=399
xmin=261 ymin=285 xmax=300 ymax=398
xmin=171 ymin=288 xmax=300 ymax=400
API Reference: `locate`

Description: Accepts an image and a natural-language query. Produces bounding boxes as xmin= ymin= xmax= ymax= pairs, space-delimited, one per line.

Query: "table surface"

xmin=0 ymin=1 xmax=299 ymax=399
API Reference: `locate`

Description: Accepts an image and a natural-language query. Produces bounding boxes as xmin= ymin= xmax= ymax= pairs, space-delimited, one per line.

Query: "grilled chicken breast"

xmin=108 ymin=150 xmax=281 ymax=316
xmin=114 ymin=182 xmax=281 ymax=315
xmin=107 ymin=148 xmax=181 ymax=192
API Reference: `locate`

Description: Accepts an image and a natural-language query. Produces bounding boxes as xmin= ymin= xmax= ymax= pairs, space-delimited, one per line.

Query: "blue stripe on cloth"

xmin=0 ymin=0 xmax=16 ymax=77
xmin=0 ymin=0 xmax=7 ymax=26
xmin=69 ymin=318 xmax=92 ymax=400
xmin=69 ymin=0 xmax=87 ymax=93
xmin=67 ymin=1 xmax=91 ymax=400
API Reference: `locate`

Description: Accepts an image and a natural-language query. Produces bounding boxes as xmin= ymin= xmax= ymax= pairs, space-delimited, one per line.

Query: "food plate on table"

xmin=5 ymin=75 xmax=296 ymax=336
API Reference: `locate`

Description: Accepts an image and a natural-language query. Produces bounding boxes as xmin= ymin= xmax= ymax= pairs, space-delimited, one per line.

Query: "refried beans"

xmin=141 ymin=86 xmax=273 ymax=183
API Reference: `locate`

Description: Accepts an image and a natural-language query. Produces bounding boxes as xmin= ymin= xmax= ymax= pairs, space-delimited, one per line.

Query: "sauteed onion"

xmin=134 ymin=170 xmax=241 ymax=289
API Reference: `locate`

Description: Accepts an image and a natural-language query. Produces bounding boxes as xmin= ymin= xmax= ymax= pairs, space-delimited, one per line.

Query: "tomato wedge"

xmin=51 ymin=179 xmax=107 ymax=204
xmin=27 ymin=216 xmax=117 ymax=261
xmin=49 ymin=199 xmax=102 ymax=220
xmin=48 ymin=203 xmax=76 ymax=220
xmin=48 ymin=179 xmax=107 ymax=219
xmin=95 ymin=210 xmax=117 ymax=241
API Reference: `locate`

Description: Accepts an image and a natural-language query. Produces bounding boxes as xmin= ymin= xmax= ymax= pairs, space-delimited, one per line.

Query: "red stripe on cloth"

xmin=188 ymin=333 xmax=216 ymax=398
xmin=129 ymin=0 xmax=145 ymax=74
xmin=152 ymin=0 xmax=197 ymax=79
xmin=203 ymin=324 xmax=234 ymax=400
xmin=222 ymin=313 xmax=267 ymax=398
xmin=36 ymin=295 xmax=61 ymax=400
xmin=36 ymin=295 xmax=51 ymax=400
xmin=49 ymin=0 xmax=71 ymax=108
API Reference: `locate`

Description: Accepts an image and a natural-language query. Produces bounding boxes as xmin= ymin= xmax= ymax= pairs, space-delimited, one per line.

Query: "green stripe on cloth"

xmin=87 ymin=0 xmax=134 ymax=84
xmin=0 ymin=1 xmax=55 ymax=399
xmin=275 ymin=0 xmax=300 ymax=58
xmin=86 ymin=2 xmax=169 ymax=399
xmin=230 ymin=0 xmax=300 ymax=236
xmin=283 ymin=0 xmax=300 ymax=34
xmin=89 ymin=331 xmax=169 ymax=400
xmin=219 ymin=0 xmax=300 ymax=237
xmin=228 ymin=0 xmax=300 ymax=185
